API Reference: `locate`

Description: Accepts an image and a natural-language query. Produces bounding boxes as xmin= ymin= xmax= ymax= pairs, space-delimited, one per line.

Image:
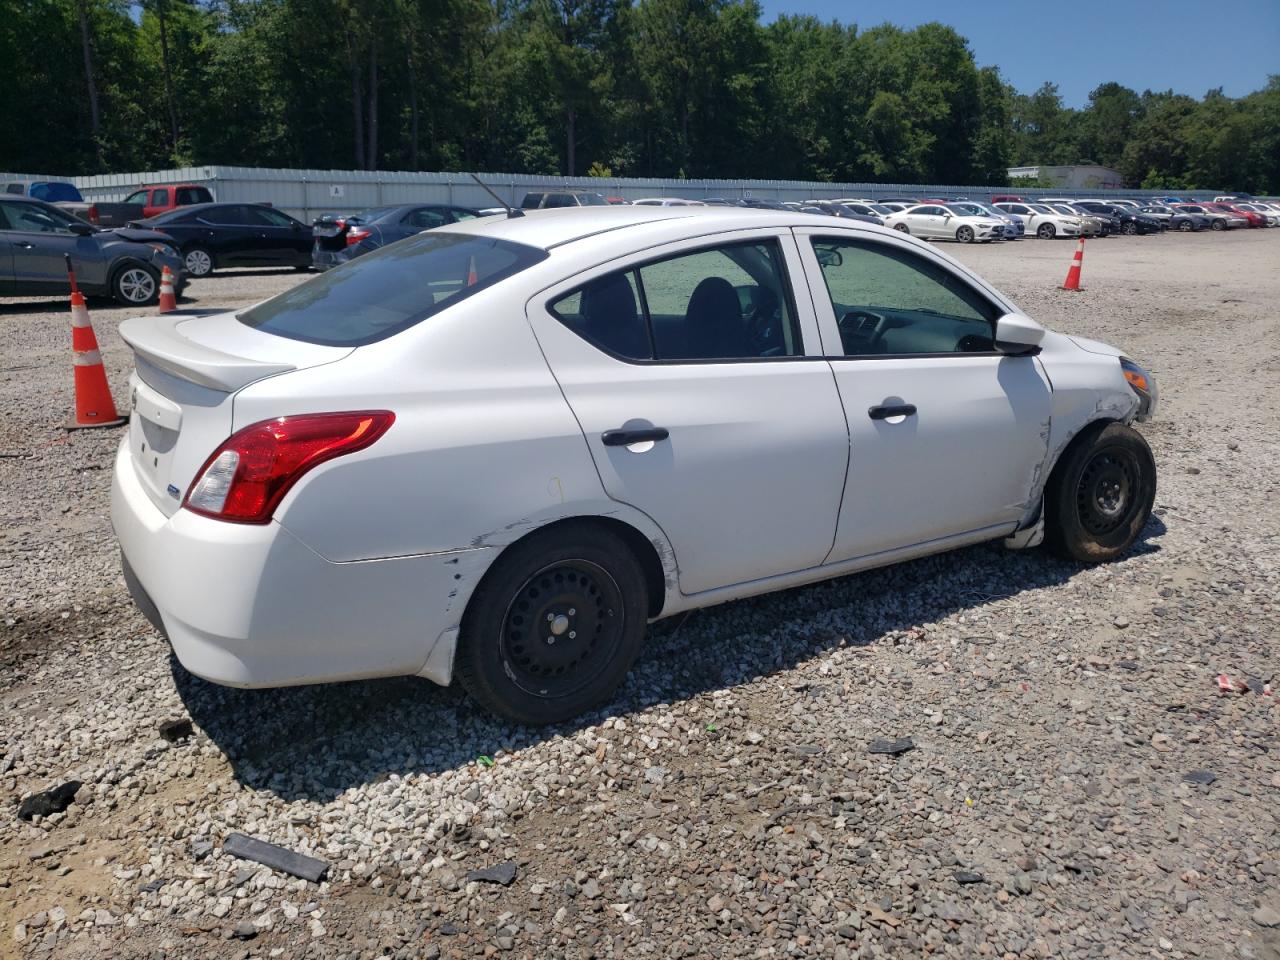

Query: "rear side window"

xmin=177 ymin=187 xmax=211 ymax=205
xmin=151 ymin=189 xmax=170 ymax=206
xmin=520 ymin=193 xmax=544 ymax=209
xmin=404 ymin=207 xmax=448 ymax=229
xmin=239 ymin=232 xmax=548 ymax=346
xmin=548 ymin=240 xmax=800 ymax=362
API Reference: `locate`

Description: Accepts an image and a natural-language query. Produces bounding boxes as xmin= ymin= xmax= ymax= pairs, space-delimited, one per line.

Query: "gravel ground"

xmin=2 ymin=232 xmax=1278 ymax=960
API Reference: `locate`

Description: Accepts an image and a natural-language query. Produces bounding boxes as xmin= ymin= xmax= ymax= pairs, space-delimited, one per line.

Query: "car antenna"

xmin=470 ymin=174 xmax=524 ymax=218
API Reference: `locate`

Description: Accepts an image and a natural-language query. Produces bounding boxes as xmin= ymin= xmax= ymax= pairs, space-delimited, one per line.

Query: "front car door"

xmin=527 ymin=230 xmax=850 ymax=594
xmin=796 ymin=228 xmax=1052 ymax=561
xmin=0 ymin=200 xmax=96 ymax=295
xmin=245 ymin=206 xmax=309 ymax=263
xmin=908 ymin=205 xmax=946 ymax=238
xmin=198 ymin=205 xmax=255 ymax=265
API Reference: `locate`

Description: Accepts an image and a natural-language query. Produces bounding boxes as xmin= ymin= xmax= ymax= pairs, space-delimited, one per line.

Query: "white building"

xmin=1007 ymin=165 xmax=1126 ymax=190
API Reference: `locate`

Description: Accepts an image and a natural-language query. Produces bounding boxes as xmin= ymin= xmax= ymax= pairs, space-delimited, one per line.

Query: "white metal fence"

xmin=2 ymin=165 xmax=1229 ymax=222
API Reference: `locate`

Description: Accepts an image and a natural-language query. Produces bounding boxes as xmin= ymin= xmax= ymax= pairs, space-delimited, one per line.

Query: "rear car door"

xmin=526 ymin=230 xmax=850 ymax=594
xmin=147 ymin=188 xmax=171 ymax=218
xmin=199 ymin=205 xmax=256 ymax=264
xmin=796 ymin=229 xmax=1051 ymax=560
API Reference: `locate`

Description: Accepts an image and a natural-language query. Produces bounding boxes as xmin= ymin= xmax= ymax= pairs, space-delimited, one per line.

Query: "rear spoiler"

xmin=119 ymin=315 xmax=295 ymax=392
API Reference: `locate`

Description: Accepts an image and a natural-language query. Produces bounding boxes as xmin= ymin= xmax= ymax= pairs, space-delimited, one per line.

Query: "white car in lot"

xmin=882 ymin=204 xmax=1005 ymax=242
xmin=994 ymin=201 xmax=1084 ymax=239
xmin=112 ymin=207 xmax=1158 ymax=724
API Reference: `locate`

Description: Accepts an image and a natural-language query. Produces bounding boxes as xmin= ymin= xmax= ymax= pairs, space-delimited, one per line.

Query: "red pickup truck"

xmin=121 ymin=184 xmax=215 ymax=219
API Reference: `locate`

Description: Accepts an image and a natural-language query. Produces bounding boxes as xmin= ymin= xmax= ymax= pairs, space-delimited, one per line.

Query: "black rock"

xmin=953 ymin=871 xmax=985 ymax=884
xmin=868 ymin=737 xmax=915 ymax=756
xmin=1117 ymin=660 xmax=1140 ymax=671
xmin=465 ymin=860 xmax=518 ymax=886
xmin=439 ymin=922 xmax=461 ymax=936
xmin=1183 ymin=770 xmax=1216 ymax=786
xmin=231 ymin=920 xmax=257 ymax=940
xmin=138 ymin=879 xmax=165 ymax=893
xmin=17 ymin=781 xmax=82 ymax=821
xmin=159 ymin=718 xmax=194 ymax=743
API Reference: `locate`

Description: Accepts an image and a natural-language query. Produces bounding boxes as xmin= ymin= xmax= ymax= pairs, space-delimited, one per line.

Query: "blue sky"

xmin=757 ymin=0 xmax=1280 ymax=107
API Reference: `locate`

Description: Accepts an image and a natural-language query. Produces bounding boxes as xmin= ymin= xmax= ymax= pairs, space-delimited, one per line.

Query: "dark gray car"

xmin=311 ymin=204 xmax=482 ymax=271
xmin=0 ymin=197 xmax=185 ymax=305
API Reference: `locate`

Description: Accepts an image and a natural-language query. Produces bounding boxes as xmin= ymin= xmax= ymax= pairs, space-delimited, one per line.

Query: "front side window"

xmin=124 ymin=190 xmax=148 ymax=204
xmin=239 ymin=232 xmax=547 ymax=346
xmin=205 ymin=205 xmax=251 ymax=225
xmin=151 ymin=189 xmax=170 ymax=206
xmin=1 ymin=201 xmax=78 ymax=234
xmin=548 ymin=240 xmax=800 ymax=362
xmin=810 ymin=238 xmax=998 ymax=357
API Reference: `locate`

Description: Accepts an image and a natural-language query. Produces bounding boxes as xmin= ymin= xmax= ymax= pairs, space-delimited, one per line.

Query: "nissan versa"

xmin=111 ymin=207 xmax=1158 ymax=725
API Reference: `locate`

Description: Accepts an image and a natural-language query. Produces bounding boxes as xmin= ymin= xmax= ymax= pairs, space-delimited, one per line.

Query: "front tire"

xmin=1210 ymin=218 xmax=1225 ymax=231
xmin=1122 ymin=221 xmax=1137 ymax=235
xmin=1044 ymin=422 xmax=1156 ymax=563
xmin=956 ymin=225 xmax=974 ymax=243
xmin=1037 ymin=222 xmax=1056 ymax=239
xmin=111 ymin=263 xmax=159 ymax=305
xmin=893 ymin=223 xmax=909 ymax=234
xmin=1178 ymin=219 xmax=1193 ymax=232
xmin=456 ymin=522 xmax=649 ymax=725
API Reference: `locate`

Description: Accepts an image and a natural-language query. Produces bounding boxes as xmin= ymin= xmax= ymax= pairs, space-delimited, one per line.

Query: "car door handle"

xmin=868 ymin=404 xmax=917 ymax=420
xmin=602 ymin=427 xmax=669 ymax=446
xmin=13 ymin=241 xmax=35 ymax=249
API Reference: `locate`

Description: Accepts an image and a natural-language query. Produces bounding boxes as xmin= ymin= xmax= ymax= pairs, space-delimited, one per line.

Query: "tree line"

xmin=3 ymin=1 xmax=1278 ymax=192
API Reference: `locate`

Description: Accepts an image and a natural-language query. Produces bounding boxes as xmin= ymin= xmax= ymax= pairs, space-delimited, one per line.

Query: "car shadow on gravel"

xmin=173 ymin=515 xmax=1166 ymax=804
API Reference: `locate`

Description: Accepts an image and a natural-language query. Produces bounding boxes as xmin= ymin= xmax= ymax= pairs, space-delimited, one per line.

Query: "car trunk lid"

xmin=118 ymin=311 xmax=352 ymax=516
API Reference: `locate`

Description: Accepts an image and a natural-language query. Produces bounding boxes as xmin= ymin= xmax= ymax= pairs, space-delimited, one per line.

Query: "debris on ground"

xmin=868 ymin=737 xmax=915 ymax=756
xmin=221 ymin=833 xmax=328 ymax=883
xmin=464 ymin=861 xmax=518 ymax=887
xmin=16 ymin=780 xmax=82 ymax=821
xmin=157 ymin=718 xmax=194 ymax=742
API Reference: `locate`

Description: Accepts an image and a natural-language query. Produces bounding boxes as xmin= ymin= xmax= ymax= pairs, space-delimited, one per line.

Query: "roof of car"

xmin=432 ymin=205 xmax=838 ymax=252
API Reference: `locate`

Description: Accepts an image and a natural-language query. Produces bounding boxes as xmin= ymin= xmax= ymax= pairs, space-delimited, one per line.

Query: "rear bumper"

xmin=310 ymin=247 xmax=350 ymax=272
xmin=110 ymin=439 xmax=481 ymax=688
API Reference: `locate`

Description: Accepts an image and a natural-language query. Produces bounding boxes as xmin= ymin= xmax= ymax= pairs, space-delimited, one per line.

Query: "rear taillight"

xmin=88 ymin=204 xmax=99 ymax=224
xmin=184 ymin=411 xmax=395 ymax=523
xmin=346 ymin=227 xmax=371 ymax=246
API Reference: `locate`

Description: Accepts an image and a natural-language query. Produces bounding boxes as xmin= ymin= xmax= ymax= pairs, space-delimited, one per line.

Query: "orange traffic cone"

xmin=466 ymin=255 xmax=478 ymax=287
xmin=66 ymin=256 xmax=126 ymax=430
xmin=1062 ymin=237 xmax=1085 ymax=291
xmin=157 ymin=265 xmax=177 ymax=313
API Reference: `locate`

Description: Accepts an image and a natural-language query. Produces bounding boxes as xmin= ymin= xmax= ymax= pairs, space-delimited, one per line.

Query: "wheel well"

xmin=482 ymin=516 xmax=668 ymax=619
xmin=1044 ymin=417 xmax=1118 ymax=494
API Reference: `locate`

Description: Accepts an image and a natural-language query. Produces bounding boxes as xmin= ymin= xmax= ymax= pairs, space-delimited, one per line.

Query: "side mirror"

xmin=995 ymin=313 xmax=1045 ymax=355
xmin=69 ymin=222 xmax=95 ymax=236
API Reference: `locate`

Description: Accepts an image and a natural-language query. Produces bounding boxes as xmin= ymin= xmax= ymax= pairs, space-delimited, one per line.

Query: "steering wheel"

xmin=743 ymin=289 xmax=784 ymax=356
xmin=838 ymin=310 xmax=888 ymax=352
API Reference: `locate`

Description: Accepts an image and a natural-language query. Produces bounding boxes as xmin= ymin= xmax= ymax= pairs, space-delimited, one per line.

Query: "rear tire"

xmin=1044 ymin=422 xmax=1156 ymax=563
xmin=111 ymin=263 xmax=159 ymax=306
xmin=183 ymin=245 xmax=214 ymax=277
xmin=456 ymin=522 xmax=649 ymax=725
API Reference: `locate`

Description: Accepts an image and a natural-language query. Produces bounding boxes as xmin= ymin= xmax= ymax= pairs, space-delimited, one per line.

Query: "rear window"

xmin=238 ymin=232 xmax=547 ymax=346
xmin=30 ymin=182 xmax=83 ymax=203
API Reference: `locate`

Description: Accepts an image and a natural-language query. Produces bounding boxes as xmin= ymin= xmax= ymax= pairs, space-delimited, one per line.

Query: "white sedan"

xmin=882 ymin=204 xmax=1004 ymax=242
xmin=994 ymin=201 xmax=1084 ymax=239
xmin=112 ymin=207 xmax=1159 ymax=724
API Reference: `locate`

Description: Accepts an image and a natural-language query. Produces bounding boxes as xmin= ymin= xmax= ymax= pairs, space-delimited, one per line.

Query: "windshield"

xmin=239 ymin=232 xmax=547 ymax=346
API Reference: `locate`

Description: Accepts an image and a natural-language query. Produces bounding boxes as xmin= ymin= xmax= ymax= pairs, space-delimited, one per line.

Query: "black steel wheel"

xmin=1045 ymin=421 xmax=1156 ymax=562
xmin=499 ymin=560 xmax=624 ymax=699
xmin=456 ymin=522 xmax=649 ymax=725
